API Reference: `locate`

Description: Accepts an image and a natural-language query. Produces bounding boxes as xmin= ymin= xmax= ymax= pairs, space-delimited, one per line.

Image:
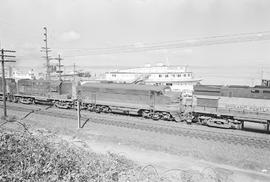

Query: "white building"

xmin=105 ymin=64 xmax=201 ymax=93
xmin=12 ymin=69 xmax=36 ymax=80
xmin=0 ymin=66 xmax=13 ymax=78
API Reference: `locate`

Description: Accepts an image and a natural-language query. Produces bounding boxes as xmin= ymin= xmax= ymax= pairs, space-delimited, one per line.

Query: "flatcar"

xmin=191 ymin=84 xmax=270 ymax=131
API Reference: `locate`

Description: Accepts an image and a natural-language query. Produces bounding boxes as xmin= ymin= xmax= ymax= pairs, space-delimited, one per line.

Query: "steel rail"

xmin=1 ymin=104 xmax=270 ymax=149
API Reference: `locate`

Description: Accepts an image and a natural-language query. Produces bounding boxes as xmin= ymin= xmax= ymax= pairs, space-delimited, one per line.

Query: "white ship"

xmin=105 ymin=63 xmax=201 ymax=93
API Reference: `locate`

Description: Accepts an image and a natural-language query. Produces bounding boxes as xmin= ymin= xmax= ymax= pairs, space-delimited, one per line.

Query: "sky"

xmin=0 ymin=0 xmax=270 ymax=72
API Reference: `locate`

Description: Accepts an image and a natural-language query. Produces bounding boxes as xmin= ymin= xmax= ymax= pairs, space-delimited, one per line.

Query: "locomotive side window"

xmin=263 ymin=90 xmax=270 ymax=94
xmin=156 ymin=91 xmax=163 ymax=96
xmin=195 ymin=90 xmax=220 ymax=93
xmin=251 ymin=89 xmax=260 ymax=93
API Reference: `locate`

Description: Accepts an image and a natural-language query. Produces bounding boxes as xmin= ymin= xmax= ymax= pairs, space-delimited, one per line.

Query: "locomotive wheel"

xmin=152 ymin=112 xmax=161 ymax=120
xmin=55 ymin=101 xmax=70 ymax=109
xmin=95 ymin=106 xmax=102 ymax=113
xmin=102 ymin=106 xmax=111 ymax=113
xmin=87 ymin=105 xmax=94 ymax=112
xmin=12 ymin=97 xmax=18 ymax=103
xmin=19 ymin=98 xmax=33 ymax=104
xmin=174 ymin=116 xmax=182 ymax=123
xmin=142 ymin=110 xmax=150 ymax=118
xmin=161 ymin=112 xmax=171 ymax=121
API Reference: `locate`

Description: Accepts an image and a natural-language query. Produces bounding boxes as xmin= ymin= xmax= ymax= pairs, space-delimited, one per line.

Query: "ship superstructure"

xmin=105 ymin=63 xmax=201 ymax=93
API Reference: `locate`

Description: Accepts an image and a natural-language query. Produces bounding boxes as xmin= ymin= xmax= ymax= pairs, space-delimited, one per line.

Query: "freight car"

xmin=77 ymin=83 xmax=185 ymax=121
xmin=13 ymin=79 xmax=74 ymax=108
xmin=191 ymin=84 xmax=270 ymax=132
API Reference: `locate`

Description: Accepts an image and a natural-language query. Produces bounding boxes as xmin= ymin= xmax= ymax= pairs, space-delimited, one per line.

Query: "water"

xmin=81 ymin=65 xmax=270 ymax=86
xmin=12 ymin=65 xmax=270 ymax=86
xmin=190 ymin=65 xmax=270 ymax=86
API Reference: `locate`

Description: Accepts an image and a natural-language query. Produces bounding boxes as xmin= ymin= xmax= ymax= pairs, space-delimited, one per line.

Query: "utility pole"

xmin=73 ymin=63 xmax=76 ymax=81
xmin=41 ymin=27 xmax=51 ymax=80
xmin=77 ymin=99 xmax=81 ymax=128
xmin=0 ymin=49 xmax=16 ymax=118
xmin=55 ymin=54 xmax=63 ymax=81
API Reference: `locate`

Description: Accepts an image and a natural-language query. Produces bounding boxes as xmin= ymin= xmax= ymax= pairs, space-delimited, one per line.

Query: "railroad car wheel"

xmin=55 ymin=101 xmax=70 ymax=109
xmin=81 ymin=104 xmax=88 ymax=110
xmin=186 ymin=119 xmax=192 ymax=125
xmin=12 ymin=97 xmax=18 ymax=103
xmin=19 ymin=98 xmax=33 ymax=104
xmin=229 ymin=120 xmax=242 ymax=130
xmin=267 ymin=121 xmax=270 ymax=133
xmin=7 ymin=95 xmax=13 ymax=102
xmin=174 ymin=116 xmax=182 ymax=123
xmin=206 ymin=118 xmax=233 ymax=129
xmin=198 ymin=116 xmax=210 ymax=125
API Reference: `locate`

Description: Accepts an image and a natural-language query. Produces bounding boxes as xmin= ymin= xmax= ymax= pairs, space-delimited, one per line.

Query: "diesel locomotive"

xmin=77 ymin=83 xmax=184 ymax=121
xmin=0 ymin=77 xmax=270 ymax=132
xmin=191 ymin=84 xmax=270 ymax=131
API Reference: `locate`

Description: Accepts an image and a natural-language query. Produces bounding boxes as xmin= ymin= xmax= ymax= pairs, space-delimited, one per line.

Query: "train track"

xmin=1 ymin=104 xmax=270 ymax=149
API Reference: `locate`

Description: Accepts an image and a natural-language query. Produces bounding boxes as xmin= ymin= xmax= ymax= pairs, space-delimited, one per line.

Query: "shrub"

xmin=0 ymin=129 xmax=136 ymax=182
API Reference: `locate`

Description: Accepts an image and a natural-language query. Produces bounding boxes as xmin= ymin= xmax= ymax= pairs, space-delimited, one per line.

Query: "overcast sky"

xmin=1 ymin=0 xmax=270 ymax=68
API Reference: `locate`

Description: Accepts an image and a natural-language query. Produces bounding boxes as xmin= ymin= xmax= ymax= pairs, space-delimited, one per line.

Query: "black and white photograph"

xmin=0 ymin=0 xmax=270 ymax=181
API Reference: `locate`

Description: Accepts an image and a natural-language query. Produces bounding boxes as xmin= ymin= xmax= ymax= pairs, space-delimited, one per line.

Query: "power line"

xmin=52 ymin=30 xmax=270 ymax=57
xmin=59 ymin=30 xmax=270 ymax=51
